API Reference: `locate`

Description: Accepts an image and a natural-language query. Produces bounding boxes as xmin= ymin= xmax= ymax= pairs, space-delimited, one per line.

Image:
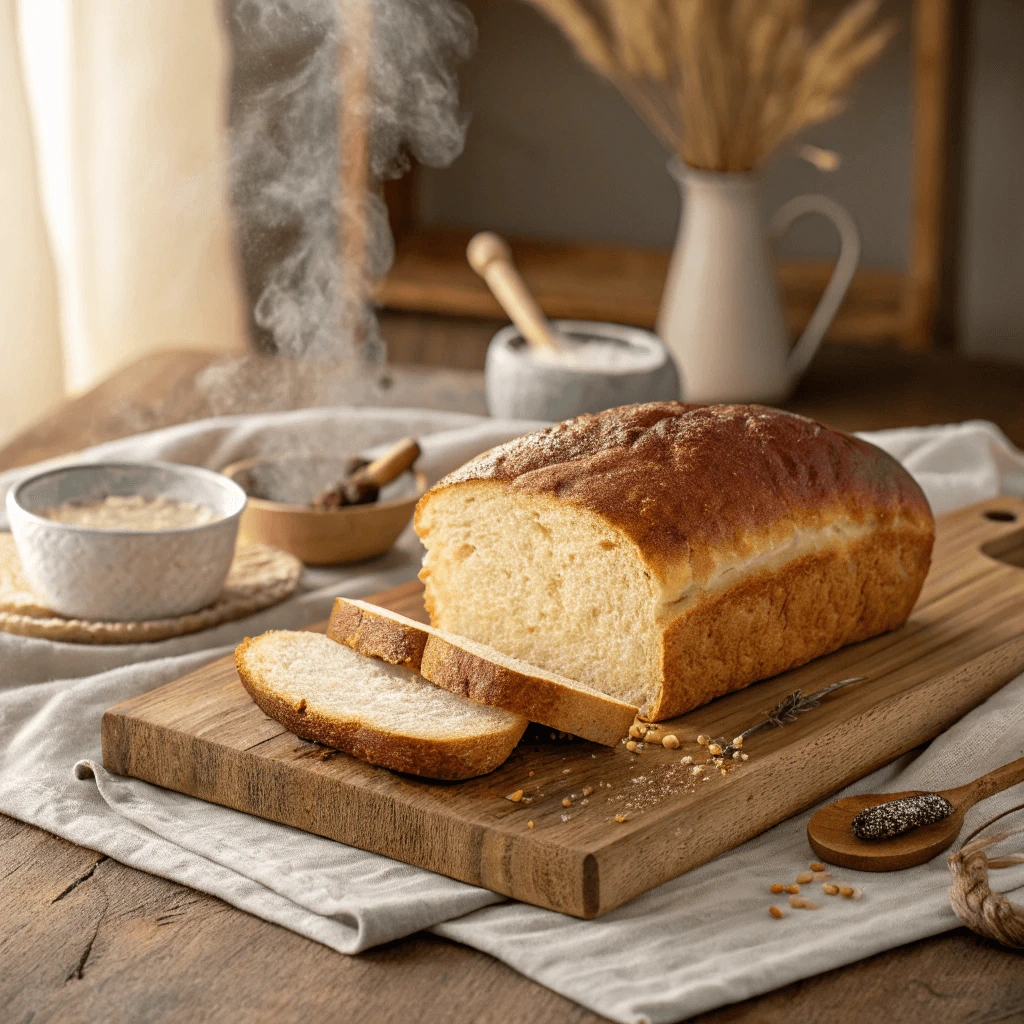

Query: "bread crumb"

xmin=562 ymin=797 xmax=573 ymax=808
xmin=614 ymin=813 xmax=628 ymax=823
xmin=527 ymin=820 xmax=535 ymax=829
xmin=662 ymin=734 xmax=680 ymax=749
xmin=681 ymin=755 xmax=693 ymax=765
xmin=708 ymin=743 xmax=723 ymax=755
xmin=697 ymin=734 xmax=709 ymax=746
xmin=626 ymin=740 xmax=638 ymax=752
xmin=732 ymin=736 xmax=744 ymax=749
xmin=582 ymin=786 xmax=594 ymax=796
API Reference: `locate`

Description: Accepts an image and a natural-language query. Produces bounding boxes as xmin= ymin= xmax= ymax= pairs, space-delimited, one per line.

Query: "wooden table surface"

xmin=3 ymin=322 xmax=1024 ymax=1023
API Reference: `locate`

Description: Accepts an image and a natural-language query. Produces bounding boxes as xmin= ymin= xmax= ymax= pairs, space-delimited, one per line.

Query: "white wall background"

xmin=420 ymin=0 xmax=1024 ymax=364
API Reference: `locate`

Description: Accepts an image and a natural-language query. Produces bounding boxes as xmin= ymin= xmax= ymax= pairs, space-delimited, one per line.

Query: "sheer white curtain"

xmin=1 ymin=0 xmax=247 ymax=445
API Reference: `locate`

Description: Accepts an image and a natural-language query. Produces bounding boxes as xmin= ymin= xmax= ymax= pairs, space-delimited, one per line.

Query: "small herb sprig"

xmin=719 ymin=675 xmax=867 ymax=758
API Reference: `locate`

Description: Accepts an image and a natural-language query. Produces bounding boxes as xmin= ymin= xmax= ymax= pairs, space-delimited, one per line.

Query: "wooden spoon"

xmin=808 ymin=755 xmax=1024 ymax=871
xmin=466 ymin=231 xmax=564 ymax=355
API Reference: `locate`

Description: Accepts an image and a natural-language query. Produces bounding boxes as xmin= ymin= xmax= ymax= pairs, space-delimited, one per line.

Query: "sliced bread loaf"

xmin=235 ymin=630 xmax=527 ymax=780
xmin=327 ymin=598 xmax=638 ymax=746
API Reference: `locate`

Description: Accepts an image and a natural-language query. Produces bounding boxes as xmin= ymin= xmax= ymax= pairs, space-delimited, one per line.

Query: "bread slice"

xmin=327 ymin=598 xmax=638 ymax=746
xmin=235 ymin=631 xmax=527 ymax=780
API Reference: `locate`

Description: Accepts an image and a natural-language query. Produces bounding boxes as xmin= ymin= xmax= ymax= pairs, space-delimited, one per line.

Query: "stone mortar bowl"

xmin=7 ymin=462 xmax=246 ymax=621
xmin=484 ymin=319 xmax=682 ymax=421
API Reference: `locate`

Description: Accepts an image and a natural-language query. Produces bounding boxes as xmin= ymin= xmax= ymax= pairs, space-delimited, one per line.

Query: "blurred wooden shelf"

xmin=376 ymin=229 xmax=906 ymax=345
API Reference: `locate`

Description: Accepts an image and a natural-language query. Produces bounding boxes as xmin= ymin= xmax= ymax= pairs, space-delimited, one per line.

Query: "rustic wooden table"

xmin=3 ymin=322 xmax=1024 ymax=1023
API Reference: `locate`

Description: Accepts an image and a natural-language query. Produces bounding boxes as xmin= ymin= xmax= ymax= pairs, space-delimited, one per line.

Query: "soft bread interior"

xmin=418 ymin=484 xmax=662 ymax=708
xmin=239 ymin=631 xmax=523 ymax=739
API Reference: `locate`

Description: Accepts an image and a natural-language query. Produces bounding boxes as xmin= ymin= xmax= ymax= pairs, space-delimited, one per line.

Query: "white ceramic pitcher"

xmin=657 ymin=164 xmax=860 ymax=404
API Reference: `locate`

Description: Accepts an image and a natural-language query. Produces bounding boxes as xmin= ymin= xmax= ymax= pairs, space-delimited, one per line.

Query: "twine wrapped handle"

xmin=947 ymin=803 xmax=1024 ymax=948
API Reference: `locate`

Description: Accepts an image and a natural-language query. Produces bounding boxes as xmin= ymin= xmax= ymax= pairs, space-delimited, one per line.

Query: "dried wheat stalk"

xmin=525 ymin=0 xmax=896 ymax=172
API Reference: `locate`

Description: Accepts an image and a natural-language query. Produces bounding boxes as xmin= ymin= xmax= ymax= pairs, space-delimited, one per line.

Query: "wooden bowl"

xmin=221 ymin=456 xmax=427 ymax=566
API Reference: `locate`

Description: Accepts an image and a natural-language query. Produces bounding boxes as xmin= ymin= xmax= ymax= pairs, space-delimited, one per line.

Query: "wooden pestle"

xmin=466 ymin=232 xmax=564 ymax=355
xmin=344 ymin=437 xmax=421 ymax=505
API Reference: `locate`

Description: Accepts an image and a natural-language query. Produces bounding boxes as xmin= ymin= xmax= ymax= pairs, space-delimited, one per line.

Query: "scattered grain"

xmin=741 ymin=753 xmax=749 ymax=761
xmin=662 ymin=734 xmax=681 ymax=750
xmin=506 ymin=789 xmax=524 ymax=803
xmin=795 ymin=871 xmax=813 ymax=884
xmin=822 ymin=883 xmax=839 ymax=895
xmin=812 ymin=871 xmax=832 ymax=881
xmin=562 ymin=797 xmax=573 ymax=808
xmin=528 ymin=771 xmax=535 ymax=777
xmin=838 ymin=886 xmax=855 ymax=897
xmin=788 ymin=895 xmax=805 ymax=908
xmin=784 ymin=884 xmax=800 ymax=895
xmin=769 ymin=905 xmax=784 ymax=919
xmin=583 ymin=785 xmax=594 ymax=797
xmin=691 ymin=765 xmax=703 ymax=776
xmin=708 ymin=742 xmax=723 ymax=755
xmin=626 ymin=740 xmax=638 ymax=752
xmin=697 ymin=734 xmax=709 ymax=746
xmin=810 ymin=862 xmax=826 ymax=872
xmin=769 ymin=883 xmax=784 ymax=894
xmin=615 ymin=813 xmax=628 ymax=823
xmin=720 ymin=768 xmax=728 ymax=776
xmin=629 ymin=723 xmax=648 ymax=739
xmin=527 ymin=820 xmax=535 ymax=829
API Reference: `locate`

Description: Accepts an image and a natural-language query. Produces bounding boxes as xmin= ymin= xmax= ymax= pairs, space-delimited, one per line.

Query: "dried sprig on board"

xmin=524 ymin=0 xmax=896 ymax=171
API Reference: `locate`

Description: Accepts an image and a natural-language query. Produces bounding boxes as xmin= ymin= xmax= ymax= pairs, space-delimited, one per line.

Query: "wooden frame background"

xmin=378 ymin=1 xmax=959 ymax=351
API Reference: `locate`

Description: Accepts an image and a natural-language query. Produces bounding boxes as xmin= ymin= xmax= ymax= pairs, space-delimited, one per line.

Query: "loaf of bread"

xmin=328 ymin=597 xmax=638 ymax=746
xmin=415 ymin=403 xmax=935 ymax=721
xmin=236 ymin=631 xmax=527 ymax=779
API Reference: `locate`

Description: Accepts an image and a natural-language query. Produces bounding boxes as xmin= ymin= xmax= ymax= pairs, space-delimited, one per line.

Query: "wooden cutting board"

xmin=102 ymin=497 xmax=1024 ymax=918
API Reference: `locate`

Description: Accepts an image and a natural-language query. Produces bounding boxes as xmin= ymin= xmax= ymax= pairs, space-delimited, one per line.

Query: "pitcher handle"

xmin=769 ymin=195 xmax=861 ymax=379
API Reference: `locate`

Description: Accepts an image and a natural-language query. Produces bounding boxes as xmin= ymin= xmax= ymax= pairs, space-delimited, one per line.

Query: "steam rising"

xmin=222 ymin=0 xmax=475 ymax=367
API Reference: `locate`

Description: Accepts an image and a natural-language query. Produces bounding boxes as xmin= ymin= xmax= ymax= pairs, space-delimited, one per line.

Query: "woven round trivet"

xmin=0 ymin=533 xmax=302 ymax=644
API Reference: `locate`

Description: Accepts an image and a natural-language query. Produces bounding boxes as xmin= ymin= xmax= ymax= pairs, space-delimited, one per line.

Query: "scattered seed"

xmin=506 ymin=789 xmax=524 ymax=803
xmin=788 ymin=895 xmax=805 ymax=908
xmin=799 ymin=899 xmax=820 ymax=910
xmin=769 ymin=883 xmax=784 ymax=894
xmin=662 ymin=734 xmax=681 ymax=749
xmin=784 ymin=884 xmax=800 ymax=894
xmin=708 ymin=743 xmax=723 ymax=755
xmin=528 ymin=771 xmax=535 ymax=777
xmin=812 ymin=871 xmax=832 ymax=881
xmin=614 ymin=813 xmax=628 ymax=823
xmin=847 ymin=887 xmax=863 ymax=901
xmin=732 ymin=736 xmax=744 ymax=749
xmin=822 ymin=883 xmax=839 ymax=895
xmin=626 ymin=740 xmax=638 ymax=752
xmin=562 ymin=797 xmax=573 ymax=808
xmin=527 ymin=820 xmax=535 ymax=829
xmin=697 ymin=735 xmax=709 ymax=746
xmin=795 ymin=871 xmax=813 ymax=884
xmin=809 ymin=862 xmax=826 ymax=872
xmin=838 ymin=886 xmax=855 ymax=897
xmin=769 ymin=905 xmax=784 ymax=919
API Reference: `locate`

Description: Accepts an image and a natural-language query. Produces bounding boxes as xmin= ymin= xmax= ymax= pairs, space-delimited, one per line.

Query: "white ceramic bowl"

xmin=485 ymin=319 xmax=682 ymax=421
xmin=6 ymin=462 xmax=247 ymax=621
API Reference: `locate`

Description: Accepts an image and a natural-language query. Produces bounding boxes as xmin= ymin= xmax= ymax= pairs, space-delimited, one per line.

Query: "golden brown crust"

xmin=419 ymin=403 xmax=934 ymax=587
xmin=328 ymin=599 xmax=638 ymax=746
xmin=328 ymin=599 xmax=426 ymax=671
xmin=234 ymin=635 xmax=526 ymax=780
xmin=650 ymin=526 xmax=934 ymax=719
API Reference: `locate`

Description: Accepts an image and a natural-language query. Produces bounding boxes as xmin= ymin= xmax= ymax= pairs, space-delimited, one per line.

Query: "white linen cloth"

xmin=2 ymin=410 xmax=1023 ymax=1024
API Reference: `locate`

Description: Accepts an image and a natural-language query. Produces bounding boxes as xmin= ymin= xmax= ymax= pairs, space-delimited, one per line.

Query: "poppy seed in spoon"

xmin=851 ymin=794 xmax=955 ymax=840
